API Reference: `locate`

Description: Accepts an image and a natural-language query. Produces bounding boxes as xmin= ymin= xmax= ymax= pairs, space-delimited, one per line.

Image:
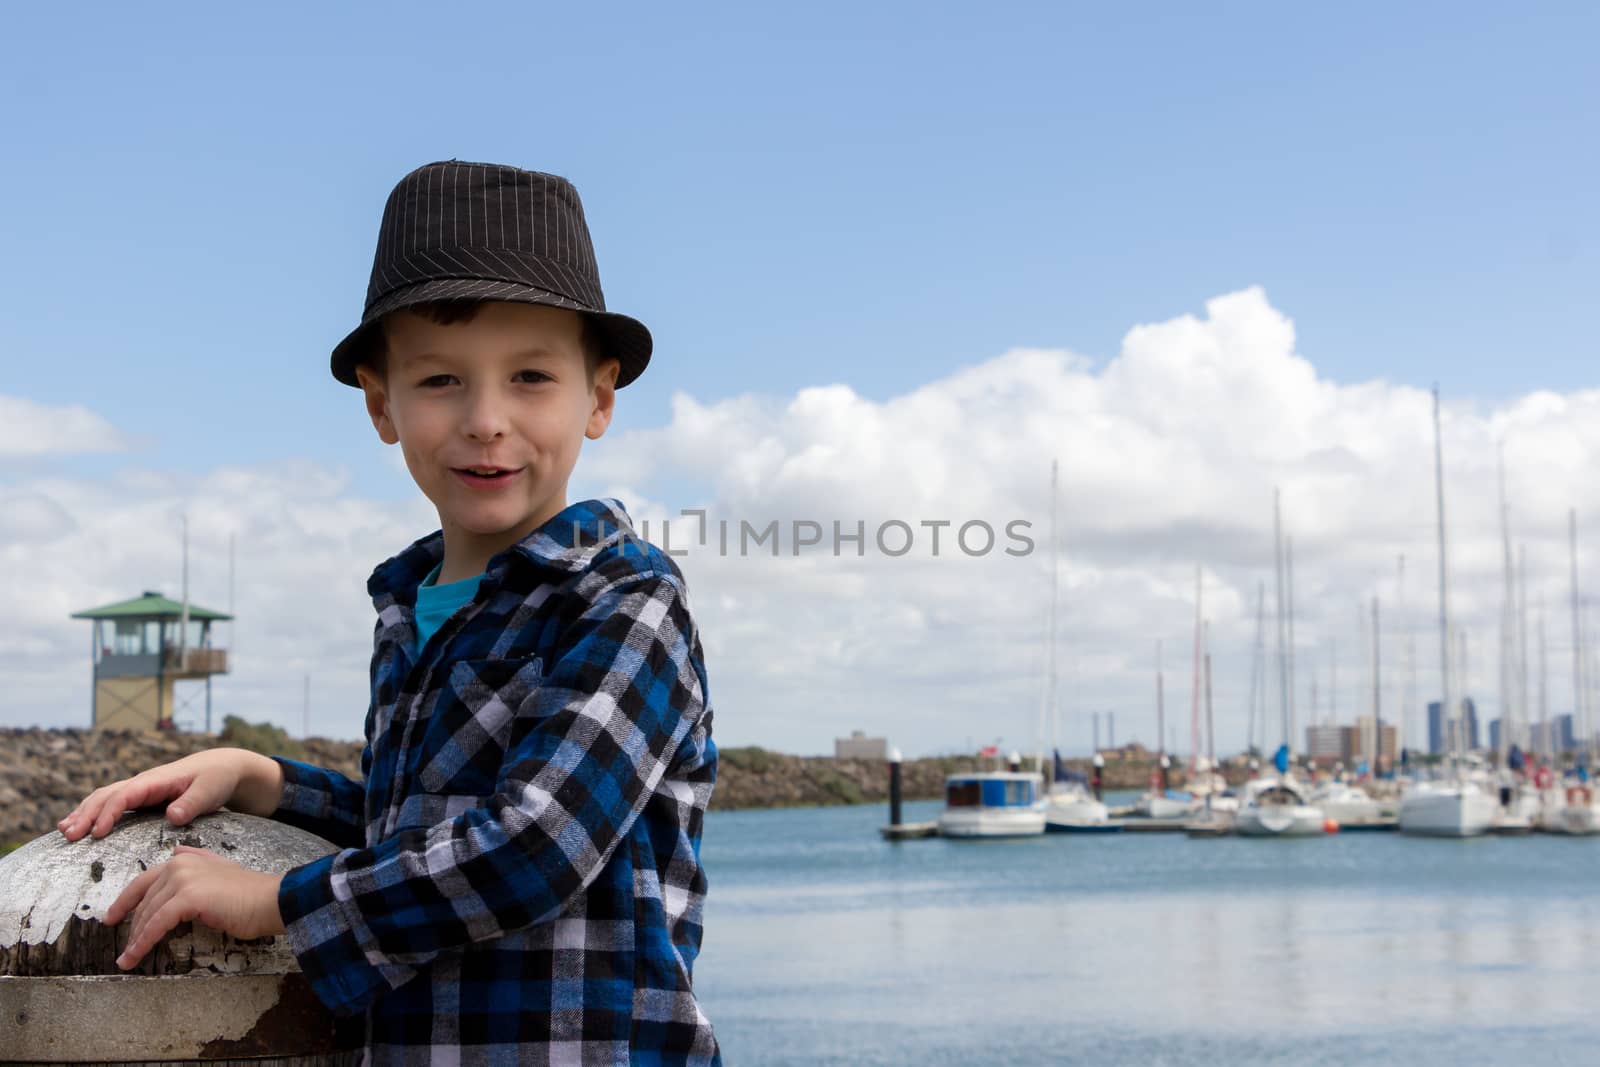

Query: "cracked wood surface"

xmin=0 ymin=810 xmax=337 ymax=976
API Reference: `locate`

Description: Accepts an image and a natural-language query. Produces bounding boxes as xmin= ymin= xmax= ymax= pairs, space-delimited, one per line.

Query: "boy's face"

xmin=355 ymin=302 xmax=619 ymax=575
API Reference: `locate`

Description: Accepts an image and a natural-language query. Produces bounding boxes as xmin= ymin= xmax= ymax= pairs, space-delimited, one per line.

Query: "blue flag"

xmin=1273 ymin=744 xmax=1290 ymax=774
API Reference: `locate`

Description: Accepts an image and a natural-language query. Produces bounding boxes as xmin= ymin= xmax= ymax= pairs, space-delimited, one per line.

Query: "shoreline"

xmin=0 ymin=725 xmax=1185 ymax=847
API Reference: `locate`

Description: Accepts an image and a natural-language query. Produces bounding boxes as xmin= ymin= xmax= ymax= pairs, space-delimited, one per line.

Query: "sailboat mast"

xmin=1330 ymin=638 xmax=1338 ymax=727
xmin=1204 ymin=622 xmax=1216 ymax=798
xmin=1047 ymin=459 xmax=1059 ymax=780
xmin=1274 ymin=489 xmax=1290 ymax=770
xmin=1539 ymin=601 xmax=1549 ymax=763
xmin=1287 ymin=534 xmax=1298 ymax=760
xmin=1432 ymin=386 xmax=1455 ymax=771
xmin=1155 ymin=641 xmax=1166 ymax=790
xmin=1571 ymin=509 xmax=1585 ymax=770
xmin=1190 ymin=565 xmax=1203 ymax=778
xmin=1498 ymin=449 xmax=1515 ymax=768
xmin=1396 ymin=554 xmax=1408 ymax=755
xmin=1518 ymin=545 xmax=1530 ymax=761
xmin=1247 ymin=583 xmax=1265 ymax=754
xmin=1372 ymin=595 xmax=1383 ymax=775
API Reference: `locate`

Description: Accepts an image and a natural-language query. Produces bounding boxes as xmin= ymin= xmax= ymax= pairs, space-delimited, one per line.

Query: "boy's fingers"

xmin=104 ymin=866 xmax=158 ymax=926
xmin=128 ymin=879 xmax=180 ymax=958
xmin=118 ymin=897 xmax=195 ymax=971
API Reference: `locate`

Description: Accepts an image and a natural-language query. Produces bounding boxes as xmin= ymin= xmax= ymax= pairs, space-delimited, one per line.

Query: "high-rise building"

xmin=1426 ymin=696 xmax=1481 ymax=753
xmin=1306 ymin=724 xmax=1343 ymax=766
xmin=1556 ymin=713 xmax=1577 ymax=753
xmin=1347 ymin=715 xmax=1398 ymax=768
xmin=1461 ymin=697 xmax=1480 ymax=751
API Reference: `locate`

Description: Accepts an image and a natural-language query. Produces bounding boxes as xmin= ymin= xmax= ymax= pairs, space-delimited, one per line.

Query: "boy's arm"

xmin=275 ymin=571 xmax=707 ymax=1017
xmin=268 ymin=753 xmax=369 ymax=852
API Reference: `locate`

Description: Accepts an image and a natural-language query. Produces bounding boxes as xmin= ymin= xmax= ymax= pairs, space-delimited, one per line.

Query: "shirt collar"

xmin=367 ymin=498 xmax=638 ymax=603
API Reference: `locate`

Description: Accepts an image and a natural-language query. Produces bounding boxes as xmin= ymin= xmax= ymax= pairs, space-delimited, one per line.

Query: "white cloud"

xmin=6 ymin=287 xmax=1598 ymax=764
xmin=0 ymin=395 xmax=130 ymax=457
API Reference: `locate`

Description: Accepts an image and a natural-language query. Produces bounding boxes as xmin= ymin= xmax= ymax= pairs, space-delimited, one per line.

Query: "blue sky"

xmin=4 ymin=2 xmax=1594 ymax=496
xmin=4 ymin=3 xmax=1598 ymax=752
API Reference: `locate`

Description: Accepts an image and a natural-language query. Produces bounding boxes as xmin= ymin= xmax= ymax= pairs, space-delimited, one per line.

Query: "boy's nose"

xmin=461 ymin=387 xmax=509 ymax=441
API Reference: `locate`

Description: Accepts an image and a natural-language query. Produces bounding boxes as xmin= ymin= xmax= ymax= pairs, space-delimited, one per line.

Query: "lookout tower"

xmin=70 ymin=591 xmax=232 ymax=732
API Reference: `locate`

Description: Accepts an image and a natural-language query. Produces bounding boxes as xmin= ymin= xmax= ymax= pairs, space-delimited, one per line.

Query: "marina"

xmin=705 ymin=796 xmax=1600 ymax=1066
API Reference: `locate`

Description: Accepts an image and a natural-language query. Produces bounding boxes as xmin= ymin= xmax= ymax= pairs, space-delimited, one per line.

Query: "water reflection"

xmin=699 ymin=802 xmax=1600 ymax=1065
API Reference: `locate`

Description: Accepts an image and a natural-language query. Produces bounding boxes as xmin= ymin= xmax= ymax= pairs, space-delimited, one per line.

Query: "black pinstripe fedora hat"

xmin=330 ymin=160 xmax=651 ymax=388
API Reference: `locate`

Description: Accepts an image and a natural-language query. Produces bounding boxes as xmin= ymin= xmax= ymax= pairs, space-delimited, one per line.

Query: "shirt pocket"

xmin=417 ymin=655 xmax=544 ymax=795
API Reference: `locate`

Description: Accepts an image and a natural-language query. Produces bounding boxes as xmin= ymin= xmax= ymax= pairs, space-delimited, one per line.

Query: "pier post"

xmin=888 ymin=747 xmax=903 ymax=828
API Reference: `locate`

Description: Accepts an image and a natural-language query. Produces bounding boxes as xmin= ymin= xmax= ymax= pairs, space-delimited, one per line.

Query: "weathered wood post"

xmin=0 ymin=810 xmax=362 ymax=1065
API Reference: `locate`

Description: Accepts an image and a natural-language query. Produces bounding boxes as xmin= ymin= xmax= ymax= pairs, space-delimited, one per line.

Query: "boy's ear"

xmin=585 ymin=358 xmax=621 ymax=440
xmin=354 ymin=365 xmax=400 ymax=445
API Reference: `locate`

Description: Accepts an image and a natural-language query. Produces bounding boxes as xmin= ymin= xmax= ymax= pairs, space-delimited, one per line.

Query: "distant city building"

xmin=1555 ymin=713 xmax=1577 ymax=753
xmin=1426 ymin=696 xmax=1481 ymax=753
xmin=1350 ymin=715 xmax=1398 ymax=767
xmin=1305 ymin=724 xmax=1343 ymax=766
xmin=835 ymin=730 xmax=889 ymax=760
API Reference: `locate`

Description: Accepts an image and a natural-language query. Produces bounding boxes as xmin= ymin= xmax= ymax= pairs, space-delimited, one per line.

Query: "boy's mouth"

xmin=452 ymin=466 xmax=524 ymax=488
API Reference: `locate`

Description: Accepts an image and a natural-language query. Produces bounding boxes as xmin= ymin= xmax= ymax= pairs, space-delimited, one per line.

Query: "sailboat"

xmin=1399 ymin=387 xmax=1496 ymax=837
xmin=1536 ymin=509 xmax=1600 ymax=834
xmin=1235 ymin=490 xmax=1328 ymax=837
xmin=1034 ymin=462 xmax=1112 ymax=832
xmin=1134 ymin=642 xmax=1197 ymax=819
xmin=937 ymin=465 xmax=1057 ymax=840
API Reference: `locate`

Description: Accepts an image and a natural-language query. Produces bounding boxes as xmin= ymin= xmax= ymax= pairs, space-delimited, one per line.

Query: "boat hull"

xmin=937 ymin=807 xmax=1047 ymax=838
xmin=1398 ymin=784 xmax=1496 ymax=837
xmin=1135 ymin=794 xmax=1195 ymax=820
xmin=1234 ymin=804 xmax=1326 ymax=837
xmin=1044 ymin=793 xmax=1110 ymax=832
xmin=1537 ymin=799 xmax=1600 ymax=835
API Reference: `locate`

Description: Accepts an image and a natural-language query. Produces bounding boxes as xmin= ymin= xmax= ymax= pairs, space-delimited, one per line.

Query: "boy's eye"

xmin=514 ymin=370 xmax=552 ymax=384
xmin=418 ymin=374 xmax=458 ymax=388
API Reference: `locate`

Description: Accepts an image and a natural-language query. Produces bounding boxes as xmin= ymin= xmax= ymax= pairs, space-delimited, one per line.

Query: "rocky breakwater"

xmin=0 ymin=723 xmax=362 ymax=850
xmin=1 ymin=724 xmax=1183 ymax=846
xmin=710 ymin=748 xmax=979 ymax=810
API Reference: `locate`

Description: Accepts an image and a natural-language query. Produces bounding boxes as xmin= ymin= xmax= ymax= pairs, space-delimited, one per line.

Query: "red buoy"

xmin=1323 ymin=818 xmax=1340 ymax=834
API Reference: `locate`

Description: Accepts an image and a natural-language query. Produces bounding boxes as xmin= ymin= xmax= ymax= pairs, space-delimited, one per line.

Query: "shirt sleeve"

xmin=270 ymin=756 xmax=368 ymax=851
xmin=275 ymin=570 xmax=707 ymax=1017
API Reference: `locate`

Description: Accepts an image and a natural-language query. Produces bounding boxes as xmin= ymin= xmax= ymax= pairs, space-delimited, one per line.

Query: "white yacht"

xmin=1134 ymin=789 xmax=1197 ymax=820
xmin=1044 ymin=779 xmax=1113 ymax=832
xmin=1536 ymin=780 xmax=1600 ymax=835
xmin=937 ymin=771 xmax=1047 ymax=838
xmin=1308 ymin=780 xmax=1383 ymax=826
xmin=1234 ymin=777 xmax=1327 ymax=837
xmin=1398 ymin=777 xmax=1496 ymax=837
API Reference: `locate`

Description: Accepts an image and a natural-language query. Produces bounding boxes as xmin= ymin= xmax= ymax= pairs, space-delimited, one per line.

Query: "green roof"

xmin=71 ymin=591 xmax=233 ymax=622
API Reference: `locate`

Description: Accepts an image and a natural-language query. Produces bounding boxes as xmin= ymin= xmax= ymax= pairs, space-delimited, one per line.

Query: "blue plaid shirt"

xmin=270 ymin=498 xmax=720 ymax=1066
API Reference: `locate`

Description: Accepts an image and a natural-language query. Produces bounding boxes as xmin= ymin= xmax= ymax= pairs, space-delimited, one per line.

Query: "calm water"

xmin=695 ymin=793 xmax=1600 ymax=1066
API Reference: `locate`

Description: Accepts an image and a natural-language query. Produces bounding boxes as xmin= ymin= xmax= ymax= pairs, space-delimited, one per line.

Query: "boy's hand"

xmin=58 ymin=748 xmax=282 ymax=841
xmin=105 ymin=845 xmax=286 ymax=970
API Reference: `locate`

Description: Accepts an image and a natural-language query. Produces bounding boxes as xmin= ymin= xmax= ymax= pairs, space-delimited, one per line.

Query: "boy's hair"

xmin=359 ymin=299 xmax=609 ymax=384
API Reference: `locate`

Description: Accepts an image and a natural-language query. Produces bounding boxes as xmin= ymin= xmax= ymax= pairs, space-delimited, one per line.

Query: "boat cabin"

xmin=945 ymin=772 xmax=1040 ymax=809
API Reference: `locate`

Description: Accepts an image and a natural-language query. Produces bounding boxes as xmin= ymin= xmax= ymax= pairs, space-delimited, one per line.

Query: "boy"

xmin=57 ymin=161 xmax=721 ymax=1066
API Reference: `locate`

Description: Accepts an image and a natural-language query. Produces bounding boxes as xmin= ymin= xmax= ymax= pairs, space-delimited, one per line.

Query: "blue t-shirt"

xmin=414 ymin=562 xmax=482 ymax=655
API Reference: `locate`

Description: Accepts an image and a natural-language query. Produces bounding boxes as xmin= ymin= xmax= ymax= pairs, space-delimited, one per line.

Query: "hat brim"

xmin=329 ymin=278 xmax=652 ymax=389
